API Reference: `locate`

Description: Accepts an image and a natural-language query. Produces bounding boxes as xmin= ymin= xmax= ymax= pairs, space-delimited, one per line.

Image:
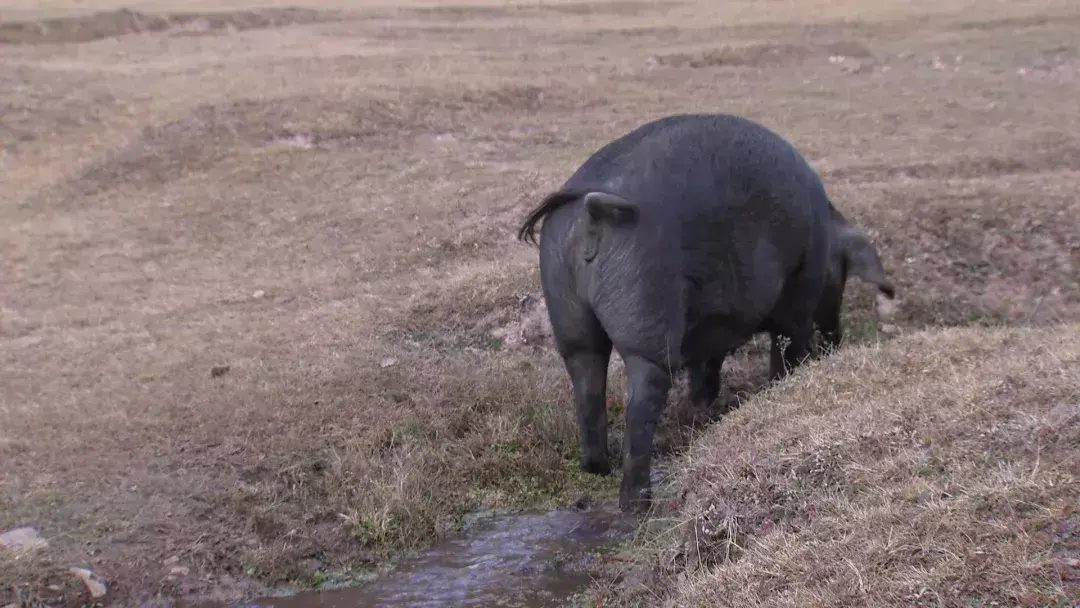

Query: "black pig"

xmin=685 ymin=200 xmax=898 ymax=420
xmin=814 ymin=202 xmax=896 ymax=353
xmin=518 ymin=113 xmax=858 ymax=511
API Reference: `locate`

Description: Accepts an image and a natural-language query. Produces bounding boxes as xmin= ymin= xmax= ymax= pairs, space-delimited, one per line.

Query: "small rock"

xmin=252 ymin=290 xmax=266 ymax=299
xmin=0 ymin=527 xmax=48 ymax=551
xmin=210 ymin=365 xmax=230 ymax=378
xmin=70 ymin=567 xmax=107 ymax=599
xmin=169 ymin=565 xmax=190 ymax=577
xmin=47 ymin=585 xmax=61 ymax=592
xmin=163 ymin=555 xmax=180 ymax=566
xmin=379 ymin=357 xmax=397 ymax=368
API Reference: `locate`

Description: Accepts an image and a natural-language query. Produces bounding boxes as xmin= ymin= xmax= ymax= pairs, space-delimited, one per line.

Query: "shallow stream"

xmin=236 ymin=500 xmax=636 ymax=608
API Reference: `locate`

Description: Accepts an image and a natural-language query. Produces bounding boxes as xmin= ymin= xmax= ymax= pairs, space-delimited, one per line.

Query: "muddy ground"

xmin=1 ymin=0 xmax=1078 ymax=606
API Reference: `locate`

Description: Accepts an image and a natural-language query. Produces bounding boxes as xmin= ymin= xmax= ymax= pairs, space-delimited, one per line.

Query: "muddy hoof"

xmin=618 ymin=486 xmax=652 ymax=514
xmin=580 ymin=458 xmax=611 ymax=476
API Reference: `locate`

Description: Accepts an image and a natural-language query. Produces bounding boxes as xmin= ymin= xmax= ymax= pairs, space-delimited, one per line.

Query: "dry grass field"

xmin=1 ymin=0 xmax=1078 ymax=606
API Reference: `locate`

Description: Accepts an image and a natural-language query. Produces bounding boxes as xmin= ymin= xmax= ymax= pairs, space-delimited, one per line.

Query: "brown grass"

xmin=1 ymin=0 xmax=1079 ymax=605
xmin=594 ymin=326 xmax=1080 ymax=607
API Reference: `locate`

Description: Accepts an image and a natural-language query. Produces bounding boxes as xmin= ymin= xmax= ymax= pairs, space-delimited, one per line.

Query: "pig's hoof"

xmin=618 ymin=484 xmax=652 ymax=513
xmin=580 ymin=458 xmax=612 ymax=476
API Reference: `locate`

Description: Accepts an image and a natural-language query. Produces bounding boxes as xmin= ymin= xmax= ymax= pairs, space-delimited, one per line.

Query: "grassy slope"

xmin=597 ymin=326 xmax=1080 ymax=607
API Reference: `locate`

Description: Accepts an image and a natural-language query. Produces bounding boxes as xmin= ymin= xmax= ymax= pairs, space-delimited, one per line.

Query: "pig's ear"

xmin=839 ymin=225 xmax=896 ymax=299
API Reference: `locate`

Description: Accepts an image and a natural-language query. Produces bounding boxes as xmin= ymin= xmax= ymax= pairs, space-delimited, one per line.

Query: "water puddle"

xmin=238 ymin=500 xmax=636 ymax=608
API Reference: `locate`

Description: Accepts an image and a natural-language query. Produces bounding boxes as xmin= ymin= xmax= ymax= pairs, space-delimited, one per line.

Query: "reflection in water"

xmin=238 ymin=501 xmax=635 ymax=608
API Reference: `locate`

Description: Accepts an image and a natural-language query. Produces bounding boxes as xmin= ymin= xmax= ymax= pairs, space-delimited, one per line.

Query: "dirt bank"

xmin=593 ymin=326 xmax=1080 ymax=607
